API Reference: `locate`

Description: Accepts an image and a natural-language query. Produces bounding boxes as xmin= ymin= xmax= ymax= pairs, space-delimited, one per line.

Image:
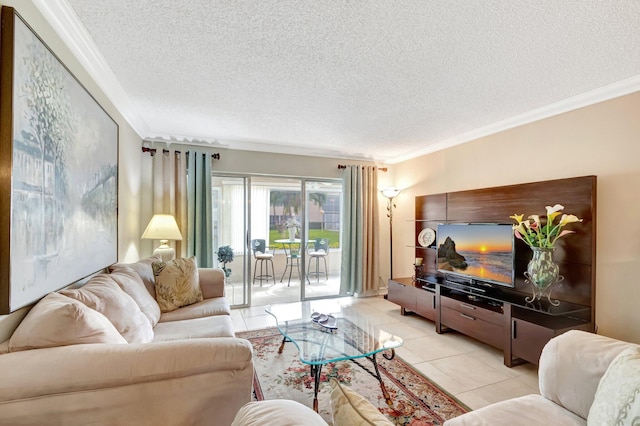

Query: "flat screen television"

xmin=436 ymin=223 xmax=515 ymax=288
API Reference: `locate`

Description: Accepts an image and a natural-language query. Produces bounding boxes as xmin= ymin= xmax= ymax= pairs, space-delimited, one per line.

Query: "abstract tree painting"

xmin=0 ymin=7 xmax=118 ymax=312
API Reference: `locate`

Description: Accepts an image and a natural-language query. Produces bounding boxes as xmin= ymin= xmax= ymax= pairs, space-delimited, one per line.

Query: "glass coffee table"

xmin=265 ymin=303 xmax=403 ymax=412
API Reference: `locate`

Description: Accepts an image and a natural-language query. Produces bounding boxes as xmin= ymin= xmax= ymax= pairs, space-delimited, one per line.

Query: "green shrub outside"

xmin=268 ymin=229 xmax=340 ymax=249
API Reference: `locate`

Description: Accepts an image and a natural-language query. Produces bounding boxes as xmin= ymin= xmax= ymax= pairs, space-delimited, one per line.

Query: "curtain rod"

xmin=142 ymin=147 xmax=220 ymax=159
xmin=337 ymin=164 xmax=387 ymax=172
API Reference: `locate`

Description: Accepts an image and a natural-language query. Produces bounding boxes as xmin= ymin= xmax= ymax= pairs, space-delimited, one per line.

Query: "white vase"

xmin=288 ymin=227 xmax=296 ymax=240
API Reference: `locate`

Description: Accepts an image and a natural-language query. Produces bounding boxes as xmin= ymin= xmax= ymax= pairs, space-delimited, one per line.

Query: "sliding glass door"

xmin=212 ymin=173 xmax=343 ymax=307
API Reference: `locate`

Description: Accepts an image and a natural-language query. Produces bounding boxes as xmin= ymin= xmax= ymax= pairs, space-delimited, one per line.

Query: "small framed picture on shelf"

xmin=418 ymin=227 xmax=436 ymax=247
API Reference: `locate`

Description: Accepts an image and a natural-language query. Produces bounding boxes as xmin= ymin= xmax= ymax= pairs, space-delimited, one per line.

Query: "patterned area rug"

xmin=237 ymin=326 xmax=468 ymax=425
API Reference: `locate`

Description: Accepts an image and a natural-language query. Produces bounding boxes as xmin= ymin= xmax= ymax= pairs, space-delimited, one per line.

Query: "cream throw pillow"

xmin=231 ymin=400 xmax=328 ymax=426
xmin=330 ymin=378 xmax=393 ymax=425
xmin=109 ymin=266 xmax=161 ymax=326
xmin=109 ymin=254 xmax=162 ymax=299
xmin=587 ymin=346 xmax=640 ymax=425
xmin=60 ymin=274 xmax=154 ymax=343
xmin=9 ymin=292 xmax=127 ymax=352
xmin=152 ymin=256 xmax=203 ymax=312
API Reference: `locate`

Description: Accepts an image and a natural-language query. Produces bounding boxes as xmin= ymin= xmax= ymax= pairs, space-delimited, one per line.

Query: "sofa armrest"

xmin=538 ymin=330 xmax=638 ymax=420
xmin=0 ymin=338 xmax=253 ymax=425
xmin=199 ymin=267 xmax=226 ymax=298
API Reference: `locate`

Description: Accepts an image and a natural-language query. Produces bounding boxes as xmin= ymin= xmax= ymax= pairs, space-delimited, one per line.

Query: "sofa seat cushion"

xmin=444 ymin=394 xmax=586 ymax=426
xmin=8 ymin=292 xmax=127 ymax=352
xmin=587 ymin=346 xmax=640 ymax=425
xmin=109 ymin=265 xmax=161 ymax=326
xmin=159 ymin=297 xmax=231 ymax=322
xmin=232 ymin=400 xmax=328 ymax=426
xmin=152 ymin=256 xmax=203 ymax=312
xmin=152 ymin=315 xmax=235 ymax=341
xmin=60 ymin=274 xmax=154 ymax=344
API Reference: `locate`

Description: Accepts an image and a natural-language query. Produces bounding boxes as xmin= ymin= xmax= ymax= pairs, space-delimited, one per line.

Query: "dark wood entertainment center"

xmin=388 ymin=176 xmax=596 ymax=367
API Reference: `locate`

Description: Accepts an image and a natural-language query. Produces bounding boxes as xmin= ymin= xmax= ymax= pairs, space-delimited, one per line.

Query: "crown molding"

xmin=32 ymin=0 xmax=149 ymax=138
xmin=387 ymin=75 xmax=640 ymax=164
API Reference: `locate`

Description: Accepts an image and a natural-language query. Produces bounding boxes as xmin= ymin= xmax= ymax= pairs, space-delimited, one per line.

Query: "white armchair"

xmin=444 ymin=330 xmax=639 ymax=425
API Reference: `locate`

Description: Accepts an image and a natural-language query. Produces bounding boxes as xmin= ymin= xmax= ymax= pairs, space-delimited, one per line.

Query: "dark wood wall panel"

xmin=416 ymin=193 xmax=447 ymax=221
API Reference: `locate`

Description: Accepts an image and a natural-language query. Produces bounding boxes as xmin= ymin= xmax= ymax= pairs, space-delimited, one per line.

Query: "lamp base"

xmin=154 ymin=241 xmax=176 ymax=262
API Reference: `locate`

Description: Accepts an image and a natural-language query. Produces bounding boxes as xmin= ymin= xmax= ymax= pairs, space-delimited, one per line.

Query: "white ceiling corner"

xmin=32 ymin=0 xmax=150 ymax=137
xmin=34 ymin=1 xmax=640 ymax=163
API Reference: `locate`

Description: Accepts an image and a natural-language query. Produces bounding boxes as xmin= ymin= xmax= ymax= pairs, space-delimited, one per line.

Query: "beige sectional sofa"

xmin=0 ymin=255 xmax=253 ymax=426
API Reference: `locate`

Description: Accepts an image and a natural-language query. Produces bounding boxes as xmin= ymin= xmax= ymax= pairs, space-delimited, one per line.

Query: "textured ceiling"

xmin=39 ymin=1 xmax=640 ymax=162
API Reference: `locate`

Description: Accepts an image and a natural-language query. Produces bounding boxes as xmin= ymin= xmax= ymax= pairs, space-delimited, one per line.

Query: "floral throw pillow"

xmin=152 ymin=256 xmax=203 ymax=312
xmin=587 ymin=346 xmax=640 ymax=426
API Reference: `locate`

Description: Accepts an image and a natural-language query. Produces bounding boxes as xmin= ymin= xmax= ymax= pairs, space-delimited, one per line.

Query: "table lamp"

xmin=141 ymin=214 xmax=183 ymax=261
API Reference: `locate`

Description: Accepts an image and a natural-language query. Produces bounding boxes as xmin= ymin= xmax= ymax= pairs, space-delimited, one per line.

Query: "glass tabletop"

xmin=265 ymin=302 xmax=403 ymax=365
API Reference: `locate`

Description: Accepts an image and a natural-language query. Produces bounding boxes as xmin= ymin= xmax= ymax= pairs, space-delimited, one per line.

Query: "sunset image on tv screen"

xmin=437 ymin=224 xmax=514 ymax=285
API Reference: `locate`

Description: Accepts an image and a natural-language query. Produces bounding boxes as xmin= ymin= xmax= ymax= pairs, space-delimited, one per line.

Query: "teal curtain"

xmin=340 ymin=165 xmax=380 ymax=296
xmin=186 ymin=151 xmax=213 ymax=267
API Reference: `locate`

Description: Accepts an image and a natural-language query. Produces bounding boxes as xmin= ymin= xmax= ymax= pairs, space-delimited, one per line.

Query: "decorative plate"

xmin=418 ymin=228 xmax=436 ymax=247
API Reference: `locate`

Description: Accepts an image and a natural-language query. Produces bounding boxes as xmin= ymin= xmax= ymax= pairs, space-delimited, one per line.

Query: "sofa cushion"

xmin=152 ymin=256 xmax=203 ymax=312
xmin=109 ymin=266 xmax=161 ymax=326
xmin=60 ymin=274 xmax=154 ymax=343
xmin=159 ymin=297 xmax=231 ymax=322
xmin=329 ymin=378 xmax=393 ymax=425
xmin=443 ymin=394 xmax=585 ymax=426
xmin=109 ymin=254 xmax=162 ymax=299
xmin=231 ymin=400 xmax=328 ymax=426
xmin=152 ymin=315 xmax=235 ymax=341
xmin=8 ymin=292 xmax=127 ymax=352
xmin=199 ymin=267 xmax=226 ymax=299
xmin=587 ymin=346 xmax=640 ymax=425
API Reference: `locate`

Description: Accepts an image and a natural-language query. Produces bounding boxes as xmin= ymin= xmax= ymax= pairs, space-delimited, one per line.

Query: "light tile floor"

xmin=232 ymin=295 xmax=540 ymax=411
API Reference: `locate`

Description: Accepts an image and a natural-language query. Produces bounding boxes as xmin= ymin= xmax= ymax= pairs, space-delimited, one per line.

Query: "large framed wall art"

xmin=0 ymin=7 xmax=118 ymax=313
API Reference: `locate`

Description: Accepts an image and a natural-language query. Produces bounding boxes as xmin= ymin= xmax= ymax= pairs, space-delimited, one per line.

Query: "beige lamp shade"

xmin=141 ymin=214 xmax=183 ymax=261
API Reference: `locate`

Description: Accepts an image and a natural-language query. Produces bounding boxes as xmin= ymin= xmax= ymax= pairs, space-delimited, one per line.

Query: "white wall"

xmin=390 ymin=92 xmax=640 ymax=344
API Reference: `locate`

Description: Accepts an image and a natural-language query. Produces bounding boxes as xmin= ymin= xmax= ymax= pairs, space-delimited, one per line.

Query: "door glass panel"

xmin=251 ymin=177 xmax=303 ymax=306
xmin=211 ymin=176 xmax=248 ymax=306
xmin=304 ymin=180 xmax=342 ymax=298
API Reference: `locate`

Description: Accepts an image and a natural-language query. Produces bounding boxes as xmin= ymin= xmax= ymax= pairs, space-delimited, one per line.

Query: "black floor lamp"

xmin=381 ymin=188 xmax=401 ymax=279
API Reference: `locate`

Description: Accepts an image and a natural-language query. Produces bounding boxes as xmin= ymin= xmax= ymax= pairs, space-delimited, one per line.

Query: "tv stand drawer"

xmin=388 ymin=280 xmax=416 ymax=312
xmin=440 ymin=296 xmax=503 ymax=326
xmin=441 ymin=306 xmax=504 ymax=349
